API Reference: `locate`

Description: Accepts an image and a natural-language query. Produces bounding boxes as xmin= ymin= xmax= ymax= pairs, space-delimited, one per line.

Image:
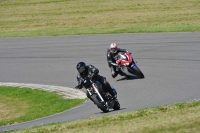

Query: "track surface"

xmin=0 ymin=32 xmax=200 ymax=132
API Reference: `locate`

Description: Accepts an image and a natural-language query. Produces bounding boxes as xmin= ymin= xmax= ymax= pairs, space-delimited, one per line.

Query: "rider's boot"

xmin=110 ymin=89 xmax=117 ymax=101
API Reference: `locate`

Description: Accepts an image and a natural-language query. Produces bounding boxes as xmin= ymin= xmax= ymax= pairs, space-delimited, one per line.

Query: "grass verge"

xmin=0 ymin=86 xmax=86 ymax=126
xmin=7 ymin=100 xmax=200 ymax=133
xmin=0 ymin=0 xmax=200 ymax=37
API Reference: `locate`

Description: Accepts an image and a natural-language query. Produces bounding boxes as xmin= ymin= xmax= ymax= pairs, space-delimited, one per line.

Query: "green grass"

xmin=6 ymin=100 xmax=200 ymax=133
xmin=0 ymin=86 xmax=86 ymax=126
xmin=0 ymin=0 xmax=200 ymax=37
xmin=1 ymin=0 xmax=200 ymax=132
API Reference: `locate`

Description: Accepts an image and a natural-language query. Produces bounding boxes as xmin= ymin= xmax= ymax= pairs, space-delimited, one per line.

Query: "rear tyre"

xmin=113 ymin=100 xmax=120 ymax=110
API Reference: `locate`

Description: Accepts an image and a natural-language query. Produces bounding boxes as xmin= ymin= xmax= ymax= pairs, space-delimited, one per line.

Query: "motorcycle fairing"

xmin=129 ymin=63 xmax=137 ymax=73
xmin=116 ymin=53 xmax=132 ymax=66
xmin=120 ymin=65 xmax=136 ymax=76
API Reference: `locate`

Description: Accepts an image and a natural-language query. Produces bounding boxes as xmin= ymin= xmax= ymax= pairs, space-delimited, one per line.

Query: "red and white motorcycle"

xmin=115 ymin=52 xmax=144 ymax=79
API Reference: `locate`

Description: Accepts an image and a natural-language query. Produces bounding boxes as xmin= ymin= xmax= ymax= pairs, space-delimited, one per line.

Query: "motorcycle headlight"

xmin=125 ymin=63 xmax=129 ymax=66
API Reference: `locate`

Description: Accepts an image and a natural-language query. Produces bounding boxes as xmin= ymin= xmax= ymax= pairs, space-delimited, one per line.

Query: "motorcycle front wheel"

xmin=132 ymin=66 xmax=144 ymax=78
xmin=91 ymin=94 xmax=109 ymax=113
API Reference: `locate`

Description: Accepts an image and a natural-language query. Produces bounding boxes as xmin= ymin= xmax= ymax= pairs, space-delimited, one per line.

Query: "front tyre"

xmin=91 ymin=94 xmax=109 ymax=113
xmin=132 ymin=66 xmax=144 ymax=78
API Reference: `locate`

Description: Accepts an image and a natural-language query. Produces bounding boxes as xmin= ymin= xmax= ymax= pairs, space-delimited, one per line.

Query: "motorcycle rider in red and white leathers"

xmin=75 ymin=62 xmax=117 ymax=101
xmin=107 ymin=43 xmax=129 ymax=78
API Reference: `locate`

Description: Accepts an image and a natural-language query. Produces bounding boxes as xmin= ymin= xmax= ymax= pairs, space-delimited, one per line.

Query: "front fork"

xmin=92 ymin=83 xmax=105 ymax=102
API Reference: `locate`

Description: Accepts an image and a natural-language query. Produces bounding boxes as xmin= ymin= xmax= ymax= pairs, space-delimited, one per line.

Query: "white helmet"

xmin=110 ymin=43 xmax=118 ymax=53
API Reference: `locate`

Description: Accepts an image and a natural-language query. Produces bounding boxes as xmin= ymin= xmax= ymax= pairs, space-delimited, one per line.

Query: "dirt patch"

xmin=0 ymin=103 xmax=10 ymax=121
xmin=0 ymin=96 xmax=29 ymax=122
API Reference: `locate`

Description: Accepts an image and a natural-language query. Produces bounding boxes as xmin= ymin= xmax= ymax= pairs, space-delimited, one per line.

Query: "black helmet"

xmin=76 ymin=62 xmax=86 ymax=74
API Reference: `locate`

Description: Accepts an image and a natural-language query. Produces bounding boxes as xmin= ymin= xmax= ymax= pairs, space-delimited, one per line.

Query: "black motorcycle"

xmin=82 ymin=76 xmax=120 ymax=113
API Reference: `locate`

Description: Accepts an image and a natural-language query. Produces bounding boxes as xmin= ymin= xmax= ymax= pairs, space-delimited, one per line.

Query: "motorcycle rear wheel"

xmin=113 ymin=100 xmax=120 ymax=110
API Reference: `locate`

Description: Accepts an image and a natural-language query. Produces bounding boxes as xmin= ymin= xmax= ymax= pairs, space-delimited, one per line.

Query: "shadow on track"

xmin=115 ymin=76 xmax=139 ymax=82
xmin=94 ymin=108 xmax=127 ymax=114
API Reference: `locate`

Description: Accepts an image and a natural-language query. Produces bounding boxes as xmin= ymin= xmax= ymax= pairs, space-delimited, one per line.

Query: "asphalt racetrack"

xmin=0 ymin=32 xmax=200 ymax=132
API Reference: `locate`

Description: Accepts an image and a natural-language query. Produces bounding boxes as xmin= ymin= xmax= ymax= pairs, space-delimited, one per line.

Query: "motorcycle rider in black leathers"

xmin=107 ymin=43 xmax=129 ymax=78
xmin=75 ymin=62 xmax=117 ymax=101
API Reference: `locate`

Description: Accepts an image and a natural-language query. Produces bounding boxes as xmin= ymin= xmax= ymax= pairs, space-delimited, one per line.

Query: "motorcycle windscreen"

xmin=118 ymin=54 xmax=128 ymax=61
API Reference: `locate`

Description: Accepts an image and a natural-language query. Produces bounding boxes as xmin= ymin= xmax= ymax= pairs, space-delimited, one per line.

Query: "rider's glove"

xmin=111 ymin=62 xmax=118 ymax=66
xmin=116 ymin=61 xmax=120 ymax=64
xmin=75 ymin=85 xmax=82 ymax=89
xmin=93 ymin=69 xmax=98 ymax=74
